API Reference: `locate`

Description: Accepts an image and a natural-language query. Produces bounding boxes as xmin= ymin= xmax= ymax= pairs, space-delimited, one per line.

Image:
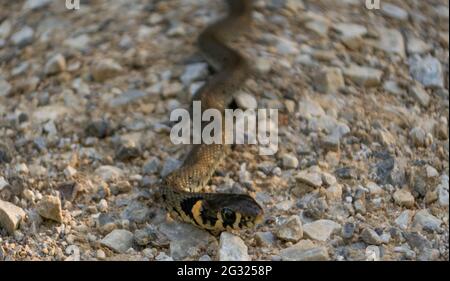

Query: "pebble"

xmin=91 ymin=59 xmax=123 ymax=82
xmin=393 ymin=189 xmax=415 ymax=208
xmin=314 ymin=67 xmax=345 ymax=94
xmin=342 ymin=65 xmax=383 ymax=87
xmin=412 ymin=210 xmax=442 ymax=231
xmin=160 ymin=158 xmax=182 ymax=177
xmin=36 ymin=195 xmax=63 ymax=223
xmin=280 ymin=244 xmax=329 ymax=261
xmin=365 ymin=245 xmax=380 ymax=261
xmin=134 ymin=226 xmax=169 ymax=247
xmin=65 ymin=245 xmax=80 ymax=261
xmin=64 ymin=166 xmax=77 ymax=178
xmin=95 ymin=165 xmax=124 ymax=182
xmin=98 ymin=199 xmax=108 ymax=212
xmin=406 ymin=35 xmax=432 ymax=54
xmin=437 ymin=176 xmax=449 ymax=207
xmin=425 ymin=165 xmax=439 ymax=178
xmin=276 ymin=37 xmax=299 ymax=55
xmin=381 ymin=3 xmax=408 ymax=20
xmin=219 ymin=232 xmax=250 ymax=261
xmin=199 ymin=255 xmax=212 ymax=261
xmin=409 ymin=127 xmax=427 ymax=147
xmin=0 ymin=20 xmax=12 ymax=39
xmin=383 ymin=80 xmax=403 ymax=95
xmin=255 ymin=231 xmax=276 ymax=247
xmin=180 ymin=63 xmax=209 ymax=85
xmin=45 ymin=54 xmax=66 ymax=75
xmin=85 ymin=119 xmax=113 ymax=139
xmin=395 ymin=210 xmax=411 ymax=230
xmin=22 ymin=0 xmax=51 ymax=10
xmin=100 ymin=229 xmax=134 ymax=254
xmin=63 ymin=34 xmax=90 ymax=51
xmin=0 ymin=78 xmax=12 ymax=97
xmin=342 ymin=222 xmax=356 ymax=239
xmin=11 ymin=26 xmax=34 ymax=47
xmin=234 ymin=91 xmax=258 ymax=110
xmin=361 ymin=228 xmax=383 ymax=245
xmin=96 ymin=249 xmax=106 ymax=260
xmin=333 ymin=23 xmax=367 ymax=38
xmin=120 ymin=201 xmax=150 ymax=223
xmin=155 ymin=252 xmax=174 ymax=261
xmin=375 ymin=27 xmax=405 ymax=57
xmin=0 ymin=200 xmax=26 ymax=234
xmin=143 ymin=157 xmax=160 ymax=175
xmin=255 ymin=58 xmax=272 ymax=74
xmin=409 ymin=55 xmax=444 ymax=88
xmin=295 ymin=171 xmax=323 ymax=188
xmin=282 ymin=153 xmax=299 ymax=169
xmin=276 ymin=215 xmax=303 ymax=242
xmin=303 ymin=219 xmax=341 ymax=241
xmin=409 ymin=84 xmax=430 ymax=107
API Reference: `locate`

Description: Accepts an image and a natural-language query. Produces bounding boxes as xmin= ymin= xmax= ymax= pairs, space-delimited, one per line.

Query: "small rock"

xmin=255 ymin=231 xmax=276 ymax=247
xmin=11 ymin=26 xmax=34 ymax=47
xmin=295 ymin=171 xmax=323 ymax=188
xmin=393 ymin=189 xmax=415 ymax=208
xmin=409 ymin=84 xmax=430 ymax=107
xmin=409 ymin=127 xmax=427 ymax=147
xmin=64 ymin=166 xmax=77 ymax=178
xmin=280 ymin=244 xmax=329 ymax=261
xmin=342 ymin=65 xmax=383 ymax=87
xmin=143 ymin=157 xmax=160 ymax=175
xmin=120 ymin=201 xmax=150 ymax=223
xmin=361 ymin=228 xmax=383 ymax=245
xmin=22 ymin=0 xmax=51 ymax=10
xmin=36 ymin=195 xmax=63 ymax=223
xmin=95 ymin=165 xmax=124 ymax=182
xmin=180 ymin=63 xmax=209 ymax=85
xmin=383 ymin=80 xmax=404 ymax=95
xmin=0 ymin=78 xmax=12 ymax=97
xmin=85 ymin=119 xmax=113 ymax=139
xmin=333 ymin=23 xmax=367 ymax=38
xmin=98 ymin=199 xmax=108 ymax=212
xmin=234 ymin=91 xmax=257 ymax=110
xmin=255 ymin=58 xmax=272 ymax=74
xmin=45 ymin=54 xmax=66 ymax=75
xmin=0 ymin=200 xmax=26 ymax=234
xmin=381 ymin=3 xmax=408 ymax=20
xmin=160 ymin=158 xmax=182 ymax=177
xmin=375 ymin=27 xmax=405 ymax=57
xmin=155 ymin=252 xmax=173 ymax=261
xmin=413 ymin=210 xmax=442 ymax=231
xmin=96 ymin=249 xmax=106 ymax=260
xmin=395 ymin=210 xmax=411 ymax=230
xmin=365 ymin=245 xmax=380 ymax=261
xmin=199 ymin=255 xmax=212 ymax=261
xmin=91 ymin=59 xmax=123 ymax=82
xmin=409 ymin=55 xmax=444 ymax=88
xmin=282 ymin=153 xmax=299 ymax=169
xmin=115 ymin=142 xmax=140 ymax=161
xmin=406 ymin=35 xmax=432 ymax=54
xmin=314 ymin=67 xmax=345 ymax=94
xmin=0 ymin=20 xmax=12 ymax=39
xmin=276 ymin=37 xmax=299 ymax=55
xmin=342 ymin=222 xmax=356 ymax=239
xmin=100 ymin=229 xmax=134 ymax=253
xmin=276 ymin=215 xmax=303 ymax=242
xmin=219 ymin=232 xmax=250 ymax=261
xmin=63 ymin=34 xmax=90 ymax=51
xmin=425 ymin=165 xmax=439 ymax=178
xmin=303 ymin=219 xmax=341 ymax=241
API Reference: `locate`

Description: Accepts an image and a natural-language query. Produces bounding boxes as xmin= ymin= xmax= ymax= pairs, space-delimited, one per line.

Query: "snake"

xmin=160 ymin=0 xmax=264 ymax=234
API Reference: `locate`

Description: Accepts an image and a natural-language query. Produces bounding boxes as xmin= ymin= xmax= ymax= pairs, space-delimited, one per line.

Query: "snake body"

xmin=160 ymin=0 xmax=263 ymax=233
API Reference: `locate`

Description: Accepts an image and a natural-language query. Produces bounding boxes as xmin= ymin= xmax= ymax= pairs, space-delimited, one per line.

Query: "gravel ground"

xmin=0 ymin=0 xmax=448 ymax=261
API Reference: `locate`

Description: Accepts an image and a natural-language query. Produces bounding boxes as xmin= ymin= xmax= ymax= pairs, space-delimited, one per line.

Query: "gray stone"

xmin=37 ymin=195 xmax=63 ymax=223
xmin=22 ymin=0 xmax=51 ymax=10
xmin=0 ymin=200 xmax=26 ymax=234
xmin=406 ymin=35 xmax=432 ymax=54
xmin=333 ymin=23 xmax=367 ymax=38
xmin=143 ymin=157 xmax=160 ymax=175
xmin=0 ymin=20 xmax=12 ymax=39
xmin=159 ymin=221 xmax=214 ymax=261
xmin=360 ymin=228 xmax=383 ymax=245
xmin=365 ymin=245 xmax=380 ymax=261
xmin=219 ymin=232 xmax=250 ymax=261
xmin=280 ymin=244 xmax=329 ymax=261
xmin=413 ymin=210 xmax=442 ymax=231
xmin=393 ymin=189 xmax=415 ymax=208
xmin=276 ymin=37 xmax=299 ymax=55
xmin=383 ymin=80 xmax=404 ymax=95
xmin=276 ymin=215 xmax=303 ymax=242
xmin=45 ymin=53 xmax=66 ymax=75
xmin=100 ymin=229 xmax=134 ymax=253
xmin=255 ymin=232 xmax=276 ymax=247
xmin=134 ymin=226 xmax=169 ymax=247
xmin=298 ymin=96 xmax=325 ymax=119
xmin=160 ymin=157 xmax=182 ymax=177
xmin=180 ymin=63 xmax=209 ymax=85
xmin=409 ymin=84 xmax=430 ymax=107
xmin=381 ymin=3 xmax=408 ymax=20
xmin=425 ymin=165 xmax=439 ymax=178
xmin=409 ymin=55 xmax=444 ymax=88
xmin=343 ymin=65 xmax=383 ymax=87
xmin=11 ymin=26 xmax=34 ymax=47
xmin=63 ymin=34 xmax=90 ymax=51
xmin=0 ymin=78 xmax=11 ymax=97
xmin=375 ymin=27 xmax=405 ymax=57
xmin=91 ymin=59 xmax=123 ymax=82
xmin=303 ymin=219 xmax=341 ymax=241
xmin=314 ymin=67 xmax=345 ymax=94
xmin=437 ymin=175 xmax=449 ymax=207
xmin=409 ymin=127 xmax=427 ymax=147
xmin=282 ymin=153 xmax=299 ymax=169
xmin=255 ymin=58 xmax=272 ymax=74
xmin=342 ymin=222 xmax=356 ymax=239
xmin=395 ymin=210 xmax=411 ymax=230
xmin=295 ymin=171 xmax=323 ymax=188
xmin=121 ymin=201 xmax=150 ymax=223
xmin=234 ymin=91 xmax=257 ymax=110
xmin=95 ymin=165 xmax=124 ymax=182
xmin=155 ymin=252 xmax=173 ymax=261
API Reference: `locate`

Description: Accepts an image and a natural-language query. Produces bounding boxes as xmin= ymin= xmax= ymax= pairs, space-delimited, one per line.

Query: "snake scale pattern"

xmin=160 ymin=0 xmax=264 ymax=234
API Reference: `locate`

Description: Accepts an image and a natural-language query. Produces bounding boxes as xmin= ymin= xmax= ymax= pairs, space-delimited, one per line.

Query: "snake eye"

xmin=221 ymin=208 xmax=235 ymax=222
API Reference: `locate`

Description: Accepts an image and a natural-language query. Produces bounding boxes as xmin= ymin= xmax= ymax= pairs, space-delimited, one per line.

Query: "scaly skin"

xmin=160 ymin=0 xmax=263 ymax=234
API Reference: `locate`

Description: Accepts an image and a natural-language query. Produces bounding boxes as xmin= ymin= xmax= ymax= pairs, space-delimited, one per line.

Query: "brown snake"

xmin=160 ymin=0 xmax=264 ymax=234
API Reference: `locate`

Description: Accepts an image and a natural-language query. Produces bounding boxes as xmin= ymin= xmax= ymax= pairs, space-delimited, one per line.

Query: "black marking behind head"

xmin=180 ymin=196 xmax=204 ymax=222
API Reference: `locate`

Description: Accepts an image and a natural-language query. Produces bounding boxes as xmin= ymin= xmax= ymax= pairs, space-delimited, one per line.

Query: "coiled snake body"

xmin=160 ymin=0 xmax=264 ymax=233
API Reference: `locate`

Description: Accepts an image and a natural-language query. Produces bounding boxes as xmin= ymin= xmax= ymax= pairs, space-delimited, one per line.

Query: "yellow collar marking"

xmin=191 ymin=200 xmax=205 ymax=227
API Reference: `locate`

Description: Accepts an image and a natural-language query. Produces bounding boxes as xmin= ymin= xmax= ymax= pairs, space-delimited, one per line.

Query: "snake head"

xmin=200 ymin=193 xmax=264 ymax=231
